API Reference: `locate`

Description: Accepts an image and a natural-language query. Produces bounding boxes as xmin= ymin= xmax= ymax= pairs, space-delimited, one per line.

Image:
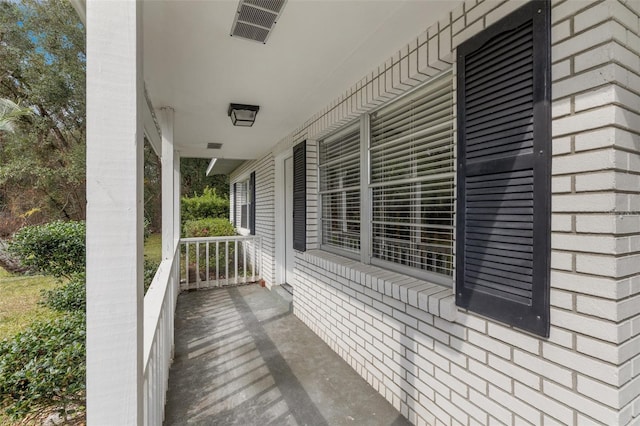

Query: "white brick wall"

xmin=230 ymin=0 xmax=640 ymax=424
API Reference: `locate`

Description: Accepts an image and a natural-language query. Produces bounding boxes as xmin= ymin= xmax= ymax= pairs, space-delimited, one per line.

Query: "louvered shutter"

xmin=456 ymin=0 xmax=550 ymax=337
xmin=249 ymin=171 xmax=256 ymax=235
xmin=293 ymin=141 xmax=306 ymax=252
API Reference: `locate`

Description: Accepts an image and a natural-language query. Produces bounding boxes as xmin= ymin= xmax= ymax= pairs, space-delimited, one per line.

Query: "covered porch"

xmin=163 ymin=284 xmax=409 ymax=426
xmin=79 ymin=0 xmax=458 ymax=424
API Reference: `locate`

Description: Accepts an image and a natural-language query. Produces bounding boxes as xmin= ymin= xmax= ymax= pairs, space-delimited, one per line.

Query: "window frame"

xmin=234 ymin=174 xmax=254 ymax=235
xmin=317 ymin=70 xmax=455 ymax=286
xmin=318 ymin=119 xmax=363 ymax=260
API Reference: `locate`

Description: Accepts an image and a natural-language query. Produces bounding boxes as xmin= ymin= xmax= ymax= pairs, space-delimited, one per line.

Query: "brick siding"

xmin=231 ymin=1 xmax=640 ymax=424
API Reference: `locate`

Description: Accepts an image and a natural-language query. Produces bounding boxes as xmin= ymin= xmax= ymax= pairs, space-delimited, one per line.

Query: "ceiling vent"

xmin=207 ymin=143 xmax=223 ymax=150
xmin=230 ymin=0 xmax=287 ymax=44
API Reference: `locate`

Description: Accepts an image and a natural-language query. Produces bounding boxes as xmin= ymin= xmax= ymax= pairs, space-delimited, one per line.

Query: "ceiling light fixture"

xmin=228 ymin=103 xmax=260 ymax=127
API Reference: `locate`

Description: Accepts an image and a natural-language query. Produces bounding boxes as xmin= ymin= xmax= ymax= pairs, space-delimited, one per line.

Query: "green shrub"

xmin=183 ymin=218 xmax=235 ymax=238
xmin=40 ymin=274 xmax=85 ymax=313
xmin=181 ymin=187 xmax=229 ymax=225
xmin=144 ymin=258 xmax=160 ymax=293
xmin=183 ymin=218 xmax=236 ymax=280
xmin=8 ymin=221 xmax=85 ymax=279
xmin=0 ymin=312 xmax=85 ymax=422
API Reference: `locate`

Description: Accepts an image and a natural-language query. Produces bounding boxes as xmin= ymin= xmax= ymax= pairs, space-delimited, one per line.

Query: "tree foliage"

xmin=181 ymin=158 xmax=229 ymax=198
xmin=0 ymin=0 xmax=86 ymax=227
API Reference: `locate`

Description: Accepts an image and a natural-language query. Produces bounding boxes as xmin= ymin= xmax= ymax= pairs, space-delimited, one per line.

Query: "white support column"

xmin=86 ymin=1 xmax=143 ymax=424
xmin=173 ymin=152 xmax=181 ymax=248
xmin=159 ymin=107 xmax=175 ymax=261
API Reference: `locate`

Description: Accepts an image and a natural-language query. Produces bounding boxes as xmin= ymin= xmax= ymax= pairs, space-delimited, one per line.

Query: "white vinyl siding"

xmin=369 ymin=72 xmax=454 ymax=278
xmin=319 ymin=123 xmax=361 ymax=254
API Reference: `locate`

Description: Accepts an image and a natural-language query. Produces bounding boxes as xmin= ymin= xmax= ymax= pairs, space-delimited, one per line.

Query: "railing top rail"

xmin=180 ymin=235 xmax=261 ymax=243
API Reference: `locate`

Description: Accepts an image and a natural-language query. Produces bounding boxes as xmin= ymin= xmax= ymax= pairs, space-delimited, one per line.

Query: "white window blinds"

xmin=319 ymin=123 xmax=361 ymax=253
xmin=369 ymin=72 xmax=454 ymax=277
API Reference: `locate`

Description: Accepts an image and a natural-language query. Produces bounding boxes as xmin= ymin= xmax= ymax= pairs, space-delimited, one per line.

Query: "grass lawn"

xmin=145 ymin=233 xmax=162 ymax=264
xmin=0 ymin=268 xmax=60 ymax=341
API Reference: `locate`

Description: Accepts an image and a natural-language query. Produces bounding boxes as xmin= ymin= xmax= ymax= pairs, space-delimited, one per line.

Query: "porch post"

xmin=159 ymin=107 xmax=176 ymax=260
xmin=86 ymin=1 xmax=144 ymax=424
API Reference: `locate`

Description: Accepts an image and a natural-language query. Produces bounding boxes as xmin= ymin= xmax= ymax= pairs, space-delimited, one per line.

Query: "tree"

xmin=0 ymin=98 xmax=32 ymax=133
xmin=0 ymin=0 xmax=86 ymax=228
xmin=181 ymin=158 xmax=229 ymax=198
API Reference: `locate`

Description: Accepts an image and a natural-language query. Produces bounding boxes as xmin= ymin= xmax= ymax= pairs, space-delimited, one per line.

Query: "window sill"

xmin=303 ymin=250 xmax=457 ymax=322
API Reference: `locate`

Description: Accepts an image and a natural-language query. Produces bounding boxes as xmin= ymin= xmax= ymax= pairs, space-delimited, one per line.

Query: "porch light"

xmin=228 ymin=103 xmax=260 ymax=127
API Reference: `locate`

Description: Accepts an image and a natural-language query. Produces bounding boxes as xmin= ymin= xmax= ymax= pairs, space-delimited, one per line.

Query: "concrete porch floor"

xmin=164 ymin=284 xmax=411 ymax=426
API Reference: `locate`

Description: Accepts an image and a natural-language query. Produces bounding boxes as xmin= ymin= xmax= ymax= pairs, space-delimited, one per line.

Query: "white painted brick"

xmin=553 ymin=193 xmax=624 ymax=213
xmin=552 ymin=20 xmax=627 ymax=62
xmin=514 ymin=382 xmax=573 ymax=425
xmin=574 ymin=214 xmax=616 ymax=234
xmin=469 ymin=388 xmax=513 ymax=425
xmin=575 ymin=84 xmax=640 ymax=113
xmin=574 ymin=0 xmax=640 ymax=33
xmin=547 ymin=326 xmax=574 ymax=349
xmin=464 ymin=0 xmax=501 ymax=25
xmin=552 ymin=136 xmax=572 ymax=155
xmin=551 ymin=214 xmax=572 ymax=232
xmin=553 ymin=270 xmax=628 ymax=299
xmin=455 ymin=312 xmax=487 ymax=333
xmin=552 ymin=176 xmax=572 ymax=194
xmin=450 ymin=363 xmax=487 ymax=393
xmin=468 ymin=358 xmax=512 ymax=392
xmin=551 ymin=0 xmax=597 ymax=25
xmin=513 ymin=349 xmax=572 ymax=387
xmin=552 ymin=234 xmax=617 ymax=254
xmin=485 ymin=0 xmax=530 ymax=27
xmin=552 ymin=59 xmax=571 ymax=80
xmin=577 ymin=374 xmax=620 ymax=409
xmin=552 ymin=18 xmax=572 ymax=44
xmin=552 ymin=307 xmax=629 ymax=343
xmin=552 ymin=149 xmax=616 ymax=175
xmin=552 ymin=96 xmax=572 ymax=118
xmin=553 ymin=105 xmax=622 ymax=138
xmin=575 ymin=127 xmax=638 ymax=152
xmin=576 ymin=334 xmax=619 ymax=364
xmin=468 ymin=329 xmax=511 ymax=359
xmin=544 ymin=380 xmax=618 ymax=424
xmin=576 ymin=253 xmax=617 ymax=277
xmin=550 ymin=288 xmax=573 ymax=309
xmin=488 ymin=354 xmax=541 ymax=390
xmin=543 ymin=342 xmax=627 ymax=386
xmin=489 ymin=385 xmax=541 ymax=425
xmin=575 ymin=41 xmax=640 ymax=74
xmin=452 ymin=18 xmax=485 ymax=48
xmin=487 ymin=322 xmax=540 ymax=354
xmin=574 ymin=170 xmax=616 ymax=192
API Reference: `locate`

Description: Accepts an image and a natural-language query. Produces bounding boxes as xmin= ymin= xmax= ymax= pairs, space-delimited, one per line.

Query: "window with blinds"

xmin=319 ymin=123 xmax=361 ymax=254
xmin=369 ymin=72 xmax=454 ymax=278
xmin=235 ymin=179 xmax=250 ymax=229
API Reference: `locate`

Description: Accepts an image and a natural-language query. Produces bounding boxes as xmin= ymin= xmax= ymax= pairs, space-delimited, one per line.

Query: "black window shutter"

xmin=293 ymin=141 xmax=306 ymax=252
xmin=456 ymin=0 xmax=550 ymax=337
xmin=232 ymin=182 xmax=237 ymax=227
xmin=249 ymin=171 xmax=256 ymax=235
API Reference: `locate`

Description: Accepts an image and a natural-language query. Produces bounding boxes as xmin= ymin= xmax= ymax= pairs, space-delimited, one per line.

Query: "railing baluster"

xmin=185 ymin=243 xmax=190 ymax=290
xmin=234 ymin=240 xmax=238 ymax=285
xmin=206 ymin=242 xmax=210 ymax=288
xmin=243 ymin=240 xmax=247 ymax=283
xmin=225 ymin=241 xmax=229 ymax=286
xmin=195 ymin=242 xmax=200 ymax=290
xmin=215 ymin=241 xmax=219 ymax=287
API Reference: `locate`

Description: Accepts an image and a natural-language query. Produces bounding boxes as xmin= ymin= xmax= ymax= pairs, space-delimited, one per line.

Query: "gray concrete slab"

xmin=164 ymin=284 xmax=411 ymax=426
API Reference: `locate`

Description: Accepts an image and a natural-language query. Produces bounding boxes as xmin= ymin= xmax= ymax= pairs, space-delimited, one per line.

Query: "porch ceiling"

xmin=142 ymin=0 xmax=460 ymax=165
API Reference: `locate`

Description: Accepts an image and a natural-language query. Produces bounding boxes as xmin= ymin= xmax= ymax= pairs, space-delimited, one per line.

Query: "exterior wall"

xmin=231 ymin=154 xmax=277 ymax=287
xmin=231 ymin=0 xmax=640 ymax=424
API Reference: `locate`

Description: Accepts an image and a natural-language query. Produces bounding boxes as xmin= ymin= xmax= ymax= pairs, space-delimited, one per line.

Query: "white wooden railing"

xmin=143 ymin=244 xmax=179 ymax=426
xmin=180 ymin=235 xmax=262 ymax=291
xmin=141 ymin=235 xmax=262 ymax=425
